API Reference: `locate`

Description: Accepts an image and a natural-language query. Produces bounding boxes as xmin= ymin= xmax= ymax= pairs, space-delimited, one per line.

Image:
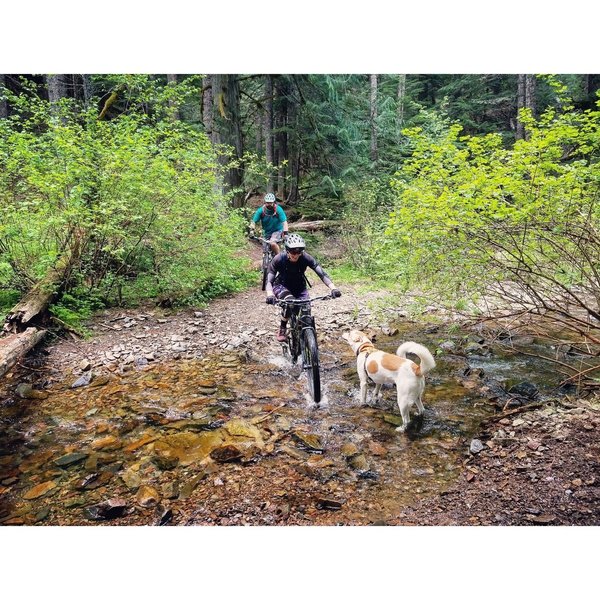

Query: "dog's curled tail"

xmin=396 ymin=342 xmax=436 ymax=375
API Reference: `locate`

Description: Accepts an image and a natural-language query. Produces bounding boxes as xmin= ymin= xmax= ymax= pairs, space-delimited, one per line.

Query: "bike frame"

xmin=275 ymin=294 xmax=331 ymax=403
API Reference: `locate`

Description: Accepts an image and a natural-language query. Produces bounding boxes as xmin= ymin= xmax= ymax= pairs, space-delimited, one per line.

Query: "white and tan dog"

xmin=342 ymin=329 xmax=436 ymax=432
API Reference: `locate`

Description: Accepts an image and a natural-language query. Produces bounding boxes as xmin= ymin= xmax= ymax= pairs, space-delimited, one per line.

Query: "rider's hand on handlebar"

xmin=266 ymin=295 xmax=276 ymax=305
xmin=330 ymin=288 xmax=342 ymax=298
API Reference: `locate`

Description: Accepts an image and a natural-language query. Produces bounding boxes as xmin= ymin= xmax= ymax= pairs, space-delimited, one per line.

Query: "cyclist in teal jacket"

xmin=249 ymin=193 xmax=288 ymax=256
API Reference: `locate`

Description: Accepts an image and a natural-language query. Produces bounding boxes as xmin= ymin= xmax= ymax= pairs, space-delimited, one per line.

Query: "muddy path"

xmin=1 ymin=275 xmax=599 ymax=526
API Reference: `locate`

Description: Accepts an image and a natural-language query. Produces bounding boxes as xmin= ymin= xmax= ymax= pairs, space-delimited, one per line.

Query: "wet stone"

xmin=210 ymin=445 xmax=244 ymax=463
xmin=84 ymin=498 xmax=128 ymax=521
xmin=136 ymin=485 xmax=160 ymax=508
xmin=341 ymin=443 xmax=360 ymax=458
xmin=292 ymin=431 xmax=324 ymax=453
xmin=382 ymin=413 xmax=404 ymax=427
xmin=34 ymin=507 xmax=51 ymax=522
xmin=23 ymin=480 xmax=57 ymax=500
xmin=54 ymin=452 xmax=89 ymax=467
xmin=316 ymin=498 xmax=344 ymax=511
xmin=162 ymin=481 xmax=179 ymax=499
xmin=89 ymin=376 xmax=111 ymax=388
xmin=348 ymin=454 xmax=369 ymax=471
xmin=71 ymin=371 xmax=93 ymax=388
xmin=121 ymin=468 xmax=142 ymax=490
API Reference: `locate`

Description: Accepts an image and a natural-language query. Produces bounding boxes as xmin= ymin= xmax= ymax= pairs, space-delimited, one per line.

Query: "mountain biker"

xmin=265 ymin=233 xmax=342 ymax=342
xmin=249 ymin=192 xmax=288 ymax=256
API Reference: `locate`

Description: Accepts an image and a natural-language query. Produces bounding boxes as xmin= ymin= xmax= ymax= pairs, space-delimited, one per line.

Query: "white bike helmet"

xmin=284 ymin=233 xmax=306 ymax=250
xmin=264 ymin=192 xmax=276 ymax=203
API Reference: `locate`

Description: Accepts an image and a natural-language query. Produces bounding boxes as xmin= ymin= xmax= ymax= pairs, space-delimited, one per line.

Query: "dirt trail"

xmin=2 ymin=264 xmax=599 ymax=525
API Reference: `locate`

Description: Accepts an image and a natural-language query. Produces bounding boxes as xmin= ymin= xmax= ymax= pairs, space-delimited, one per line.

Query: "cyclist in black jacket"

xmin=265 ymin=233 xmax=341 ymax=341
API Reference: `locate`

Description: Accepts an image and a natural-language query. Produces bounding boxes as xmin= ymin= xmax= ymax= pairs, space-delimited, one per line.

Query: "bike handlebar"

xmin=248 ymin=233 xmax=270 ymax=244
xmin=274 ymin=294 xmax=333 ymax=305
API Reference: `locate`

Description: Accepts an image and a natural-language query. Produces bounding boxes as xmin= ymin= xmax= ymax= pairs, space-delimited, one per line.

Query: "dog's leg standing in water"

xmin=395 ymin=341 xmax=436 ymax=431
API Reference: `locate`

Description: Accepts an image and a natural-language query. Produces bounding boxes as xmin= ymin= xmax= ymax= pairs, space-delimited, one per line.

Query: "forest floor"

xmin=2 ymin=241 xmax=599 ymax=527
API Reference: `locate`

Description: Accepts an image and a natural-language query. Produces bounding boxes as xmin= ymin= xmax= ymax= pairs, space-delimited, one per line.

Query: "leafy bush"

xmin=0 ymin=76 xmax=251 ymax=311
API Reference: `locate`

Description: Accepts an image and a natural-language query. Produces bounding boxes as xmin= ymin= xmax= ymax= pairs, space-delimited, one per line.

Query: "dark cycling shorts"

xmin=272 ymin=285 xmax=309 ymax=301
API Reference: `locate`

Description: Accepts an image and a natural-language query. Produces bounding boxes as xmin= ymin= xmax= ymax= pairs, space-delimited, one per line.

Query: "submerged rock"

xmin=54 ymin=452 xmax=89 ymax=467
xmin=153 ymin=430 xmax=228 ymax=468
xmin=136 ymin=485 xmax=160 ymax=507
xmin=71 ymin=371 xmax=93 ymax=388
xmin=23 ymin=480 xmax=57 ymax=500
xmin=84 ymin=498 xmax=128 ymax=521
xmin=292 ymin=431 xmax=324 ymax=453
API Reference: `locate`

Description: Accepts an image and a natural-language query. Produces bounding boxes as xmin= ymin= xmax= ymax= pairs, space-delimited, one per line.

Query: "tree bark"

xmin=275 ymin=77 xmax=289 ymax=200
xmin=370 ymin=74 xmax=378 ymax=162
xmin=0 ymin=328 xmax=47 ymax=378
xmin=201 ymin=75 xmax=214 ymax=141
xmin=516 ymin=74 xmax=526 ymax=140
xmin=0 ymin=74 xmax=8 ymax=118
xmin=525 ymin=74 xmax=536 ymax=119
xmin=46 ymin=74 xmax=67 ymax=103
xmin=264 ymin=75 xmax=275 ymax=193
xmin=166 ymin=74 xmax=180 ymax=121
xmin=397 ymin=74 xmax=406 ymax=135
xmin=82 ymin=74 xmax=93 ymax=107
xmin=212 ymin=75 xmax=244 ymax=205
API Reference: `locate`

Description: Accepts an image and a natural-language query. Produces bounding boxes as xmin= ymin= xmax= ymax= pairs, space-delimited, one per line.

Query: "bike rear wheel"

xmin=301 ymin=328 xmax=321 ymax=404
xmin=261 ymin=250 xmax=270 ymax=291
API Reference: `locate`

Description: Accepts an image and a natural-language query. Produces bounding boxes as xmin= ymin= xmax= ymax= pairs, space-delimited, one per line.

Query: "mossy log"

xmin=4 ymin=235 xmax=82 ymax=334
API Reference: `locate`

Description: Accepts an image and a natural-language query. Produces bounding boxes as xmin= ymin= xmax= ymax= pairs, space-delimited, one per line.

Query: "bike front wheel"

xmin=301 ymin=328 xmax=321 ymax=404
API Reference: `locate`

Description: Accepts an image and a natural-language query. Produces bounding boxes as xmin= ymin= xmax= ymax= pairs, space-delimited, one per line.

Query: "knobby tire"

xmin=301 ymin=328 xmax=321 ymax=404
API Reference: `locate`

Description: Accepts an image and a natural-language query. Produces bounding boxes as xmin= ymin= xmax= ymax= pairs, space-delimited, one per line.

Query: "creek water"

xmin=0 ymin=322 xmax=570 ymax=525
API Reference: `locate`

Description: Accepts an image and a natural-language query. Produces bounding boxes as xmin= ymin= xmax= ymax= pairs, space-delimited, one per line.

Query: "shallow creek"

xmin=0 ymin=323 xmax=567 ymax=525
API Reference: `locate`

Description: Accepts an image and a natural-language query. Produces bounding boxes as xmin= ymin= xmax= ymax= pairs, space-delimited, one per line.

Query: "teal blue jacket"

xmin=252 ymin=204 xmax=287 ymax=237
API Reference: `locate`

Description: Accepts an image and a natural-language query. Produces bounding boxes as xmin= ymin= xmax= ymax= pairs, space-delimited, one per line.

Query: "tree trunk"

xmin=288 ymin=98 xmax=300 ymax=204
xmin=275 ymin=77 xmax=289 ymax=200
xmin=166 ymin=74 xmax=180 ymax=121
xmin=82 ymin=74 xmax=93 ymax=107
xmin=46 ymin=74 xmax=67 ymax=103
xmin=516 ymin=74 xmax=526 ymax=140
xmin=46 ymin=74 xmax=68 ymax=123
xmin=0 ymin=328 xmax=47 ymax=379
xmin=397 ymin=74 xmax=406 ymax=136
xmin=525 ymin=74 xmax=536 ymax=118
xmin=0 ymin=74 xmax=8 ymax=118
xmin=4 ymin=233 xmax=83 ymax=334
xmin=212 ymin=75 xmax=244 ymax=206
xmin=370 ymin=74 xmax=378 ymax=162
xmin=264 ymin=75 xmax=275 ymax=193
xmin=201 ymin=75 xmax=214 ymax=141
xmin=288 ymin=220 xmax=338 ymax=232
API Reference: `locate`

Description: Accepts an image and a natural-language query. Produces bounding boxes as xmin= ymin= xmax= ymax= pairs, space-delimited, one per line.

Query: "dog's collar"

xmin=356 ymin=341 xmax=375 ymax=357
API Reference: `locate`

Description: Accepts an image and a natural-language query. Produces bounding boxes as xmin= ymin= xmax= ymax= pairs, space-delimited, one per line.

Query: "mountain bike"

xmin=249 ymin=234 xmax=280 ymax=290
xmin=275 ymin=294 xmax=333 ymax=404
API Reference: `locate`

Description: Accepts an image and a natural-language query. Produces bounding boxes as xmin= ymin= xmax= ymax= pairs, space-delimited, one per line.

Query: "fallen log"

xmin=288 ymin=220 xmax=339 ymax=232
xmin=0 ymin=328 xmax=46 ymax=378
xmin=1 ymin=231 xmax=82 ymax=378
xmin=4 ymin=234 xmax=82 ymax=334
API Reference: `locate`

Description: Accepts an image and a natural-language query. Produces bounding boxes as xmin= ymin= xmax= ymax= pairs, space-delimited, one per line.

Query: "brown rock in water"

xmin=210 ymin=445 xmax=243 ymax=463
xmin=341 ymin=443 xmax=359 ymax=457
xmin=292 ymin=431 xmax=324 ymax=453
xmin=23 ymin=480 xmax=57 ymax=500
xmin=84 ymin=498 xmax=128 ymax=521
xmin=136 ymin=485 xmax=160 ymax=507
xmin=90 ymin=435 xmax=121 ymax=451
